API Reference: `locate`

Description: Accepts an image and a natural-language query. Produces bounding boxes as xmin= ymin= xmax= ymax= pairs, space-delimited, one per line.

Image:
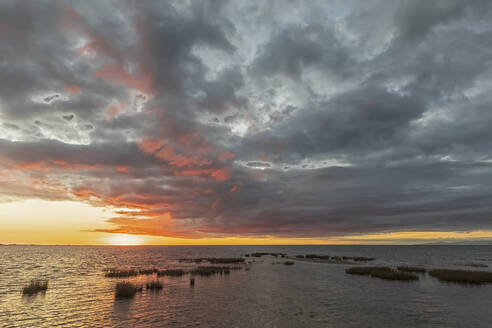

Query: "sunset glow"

xmin=105 ymin=234 xmax=146 ymax=246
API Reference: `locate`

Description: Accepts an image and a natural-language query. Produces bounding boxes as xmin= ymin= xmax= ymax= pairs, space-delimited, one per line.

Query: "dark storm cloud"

xmin=2 ymin=0 xmax=492 ymax=239
xmin=251 ymin=24 xmax=351 ymax=80
xmin=240 ymin=85 xmax=426 ymax=164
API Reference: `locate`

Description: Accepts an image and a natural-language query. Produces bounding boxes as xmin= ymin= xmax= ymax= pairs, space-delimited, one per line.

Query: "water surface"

xmin=1 ymin=245 xmax=491 ymax=327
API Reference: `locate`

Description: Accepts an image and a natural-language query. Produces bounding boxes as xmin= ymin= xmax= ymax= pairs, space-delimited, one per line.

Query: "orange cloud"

xmin=61 ymin=7 xmax=156 ymax=96
xmin=116 ymin=166 xmax=129 ymax=172
xmin=14 ymin=161 xmax=50 ymax=172
xmin=65 ymin=85 xmax=82 ymax=94
xmin=61 ymin=7 xmax=121 ymax=63
xmin=177 ymin=133 xmax=216 ymax=154
xmin=106 ymin=102 xmax=127 ymax=120
xmin=94 ymin=65 xmax=154 ymax=95
xmin=155 ymin=146 xmax=213 ymax=168
xmin=211 ymin=168 xmax=230 ymax=181
xmin=95 ymin=218 xmax=199 ymax=239
xmin=219 ymin=152 xmax=236 ymax=161
xmin=53 ymin=160 xmax=101 ymax=170
xmin=139 ymin=138 xmax=165 ymax=153
xmin=174 ymin=167 xmax=230 ymax=181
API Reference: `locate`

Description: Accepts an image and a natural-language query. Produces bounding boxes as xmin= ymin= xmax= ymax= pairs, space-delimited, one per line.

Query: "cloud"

xmin=2 ymin=0 xmax=492 ymax=240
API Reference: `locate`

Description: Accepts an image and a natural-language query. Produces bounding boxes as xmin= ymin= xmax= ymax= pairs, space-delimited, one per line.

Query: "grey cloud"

xmin=250 ymin=24 xmax=350 ymax=80
xmin=1 ymin=0 xmax=492 ymax=239
xmin=246 ymin=161 xmax=271 ymax=168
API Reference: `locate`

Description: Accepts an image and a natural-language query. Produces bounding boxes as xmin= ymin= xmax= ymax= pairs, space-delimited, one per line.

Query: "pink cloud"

xmin=94 ymin=65 xmax=154 ymax=95
xmin=65 ymin=85 xmax=82 ymax=94
xmin=106 ymin=102 xmax=127 ymax=120
xmin=139 ymin=138 xmax=165 ymax=153
xmin=219 ymin=152 xmax=236 ymax=161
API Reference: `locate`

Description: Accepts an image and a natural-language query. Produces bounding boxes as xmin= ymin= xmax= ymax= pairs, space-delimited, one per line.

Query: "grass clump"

xmin=463 ymin=263 xmax=488 ymax=268
xmin=397 ymin=266 xmax=427 ymax=273
xmin=249 ymin=252 xmax=286 ymax=258
xmin=178 ymin=258 xmax=204 ymax=263
xmin=429 ymin=269 xmax=492 ymax=284
xmin=146 ymin=281 xmax=163 ymax=290
xmin=190 ymin=266 xmax=240 ymax=276
xmin=115 ymin=282 xmax=142 ymax=299
xmin=208 ymin=258 xmax=245 ymax=264
xmin=190 ymin=266 xmax=225 ymax=276
xmin=139 ymin=268 xmax=158 ymax=275
xmin=301 ymin=254 xmax=375 ymax=261
xmin=179 ymin=258 xmax=245 ymax=264
xmin=284 ymin=261 xmax=295 ymax=266
xmin=157 ymin=269 xmax=186 ymax=277
xmin=346 ymin=266 xmax=418 ymax=281
xmin=22 ymin=279 xmax=48 ymax=295
xmin=370 ymin=267 xmax=418 ymax=281
xmin=105 ymin=269 xmax=139 ymax=278
xmin=346 ymin=266 xmax=384 ymax=275
xmin=304 ymin=254 xmax=345 ymax=260
xmin=353 ymin=257 xmax=375 ymax=262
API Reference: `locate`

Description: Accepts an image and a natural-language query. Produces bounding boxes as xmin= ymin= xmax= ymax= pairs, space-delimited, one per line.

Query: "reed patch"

xmin=115 ymin=282 xmax=142 ymax=299
xmin=22 ymin=279 xmax=48 ymax=295
xmin=429 ymin=269 xmax=492 ymax=284
xmin=397 ymin=266 xmax=426 ymax=273
xmin=346 ymin=266 xmax=418 ymax=281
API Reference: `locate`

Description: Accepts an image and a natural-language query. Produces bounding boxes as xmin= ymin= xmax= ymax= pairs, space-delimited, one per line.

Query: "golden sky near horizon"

xmin=2 ymin=199 xmax=492 ymax=245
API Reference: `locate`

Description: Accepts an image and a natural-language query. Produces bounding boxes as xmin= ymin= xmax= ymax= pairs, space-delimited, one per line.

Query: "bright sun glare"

xmin=106 ymin=234 xmax=145 ymax=246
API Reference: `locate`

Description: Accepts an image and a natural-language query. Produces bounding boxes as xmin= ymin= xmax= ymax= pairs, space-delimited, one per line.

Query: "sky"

xmin=1 ymin=0 xmax=492 ymax=245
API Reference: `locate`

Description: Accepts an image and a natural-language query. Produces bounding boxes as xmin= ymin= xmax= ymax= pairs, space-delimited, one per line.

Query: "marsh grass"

xmin=190 ymin=266 xmax=225 ymax=276
xmin=463 ymin=263 xmax=488 ymax=268
xmin=115 ymin=282 xmax=142 ymax=299
xmin=146 ymin=281 xmax=163 ymax=290
xmin=429 ymin=269 xmax=492 ymax=284
xmin=305 ymin=254 xmax=327 ymax=259
xmin=353 ymin=257 xmax=375 ymax=262
xmin=249 ymin=252 xmax=286 ymax=258
xmin=139 ymin=268 xmax=158 ymax=275
xmin=345 ymin=266 xmax=384 ymax=275
xmin=301 ymin=255 xmax=374 ymax=261
xmin=157 ymin=269 xmax=186 ymax=277
xmin=370 ymin=267 xmax=418 ymax=281
xmin=208 ymin=258 xmax=245 ymax=264
xmin=190 ymin=266 xmax=240 ymax=276
xmin=397 ymin=266 xmax=427 ymax=273
xmin=22 ymin=279 xmax=48 ymax=295
xmin=346 ymin=266 xmax=418 ymax=281
xmin=179 ymin=258 xmax=245 ymax=264
xmin=105 ymin=269 xmax=139 ymax=278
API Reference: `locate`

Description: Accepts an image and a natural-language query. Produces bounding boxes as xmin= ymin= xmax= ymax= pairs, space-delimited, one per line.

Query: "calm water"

xmin=1 ymin=245 xmax=492 ymax=327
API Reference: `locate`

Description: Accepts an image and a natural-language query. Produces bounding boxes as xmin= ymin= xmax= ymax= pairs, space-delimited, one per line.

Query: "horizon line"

xmin=2 ymin=243 xmax=491 ymax=247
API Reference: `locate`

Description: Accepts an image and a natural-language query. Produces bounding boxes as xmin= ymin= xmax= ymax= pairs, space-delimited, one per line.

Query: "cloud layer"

xmin=1 ymin=0 xmax=492 ymax=239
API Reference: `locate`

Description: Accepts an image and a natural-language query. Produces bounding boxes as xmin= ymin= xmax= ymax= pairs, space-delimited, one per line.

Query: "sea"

xmin=1 ymin=245 xmax=491 ymax=327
